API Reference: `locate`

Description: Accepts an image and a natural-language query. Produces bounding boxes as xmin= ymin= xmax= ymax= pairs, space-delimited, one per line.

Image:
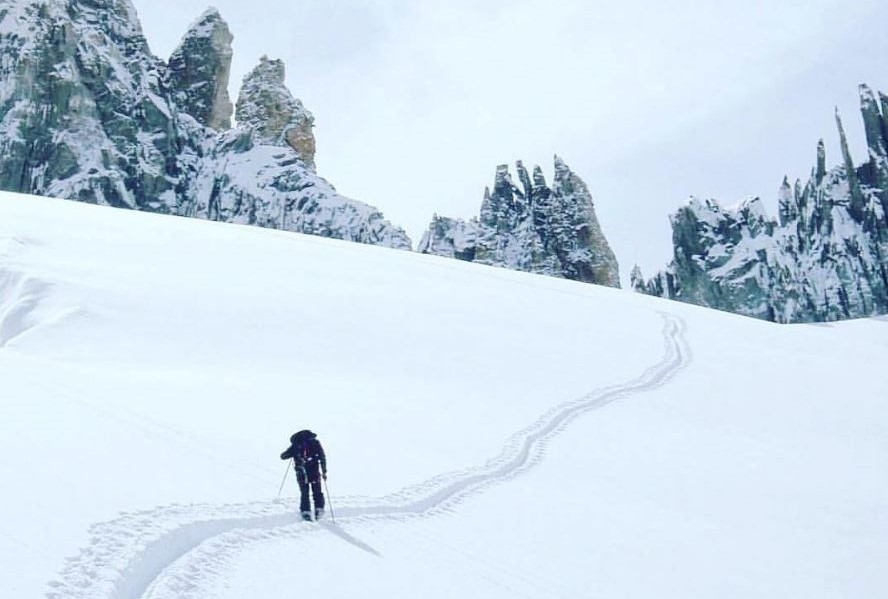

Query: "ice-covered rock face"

xmin=235 ymin=56 xmax=315 ymax=169
xmin=636 ymin=84 xmax=888 ymax=322
xmin=0 ymin=1 xmax=409 ymax=249
xmin=185 ymin=128 xmax=412 ymax=249
xmin=419 ymin=157 xmax=620 ymax=287
xmin=168 ymin=7 xmax=233 ymax=131
xmin=0 ymin=0 xmax=180 ymax=209
xmin=418 ymin=215 xmax=480 ymax=262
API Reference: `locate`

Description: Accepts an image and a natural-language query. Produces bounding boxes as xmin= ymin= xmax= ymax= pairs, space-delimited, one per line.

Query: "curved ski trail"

xmin=47 ymin=313 xmax=691 ymax=599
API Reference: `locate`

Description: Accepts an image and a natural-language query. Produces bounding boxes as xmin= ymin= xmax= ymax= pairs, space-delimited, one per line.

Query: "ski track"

xmin=45 ymin=312 xmax=691 ymax=599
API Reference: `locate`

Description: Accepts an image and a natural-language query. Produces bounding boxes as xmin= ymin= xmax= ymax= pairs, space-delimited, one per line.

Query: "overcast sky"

xmin=133 ymin=0 xmax=888 ymax=282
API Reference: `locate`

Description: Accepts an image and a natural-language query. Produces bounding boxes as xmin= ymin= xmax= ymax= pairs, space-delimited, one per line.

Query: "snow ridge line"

xmin=46 ymin=313 xmax=690 ymax=599
xmin=1 ymin=236 xmax=85 ymax=348
xmin=0 ymin=268 xmax=67 ymax=347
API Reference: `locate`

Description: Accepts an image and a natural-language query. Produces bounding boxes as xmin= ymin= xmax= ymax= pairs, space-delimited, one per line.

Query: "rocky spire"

xmin=777 ymin=176 xmax=797 ymax=227
xmin=514 ymin=160 xmax=530 ymax=191
xmin=493 ymin=164 xmax=514 ymax=196
xmin=858 ymin=84 xmax=887 ymax=161
xmin=168 ymin=8 xmax=234 ymax=130
xmin=479 ymin=186 xmax=494 ymax=227
xmin=530 ymin=164 xmax=552 ymax=232
xmin=532 ymin=165 xmax=547 ymax=190
xmin=548 ymin=154 xmax=620 ymax=286
xmin=816 ymin=139 xmax=826 ymax=185
xmin=480 ymin=164 xmax=516 ymax=229
xmin=835 ymin=108 xmax=865 ymax=219
xmin=235 ymin=56 xmax=316 ymax=169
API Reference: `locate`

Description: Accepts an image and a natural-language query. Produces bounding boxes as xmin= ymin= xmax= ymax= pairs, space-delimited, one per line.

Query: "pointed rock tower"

xmin=168 ymin=7 xmax=234 ymax=130
xmin=235 ymin=56 xmax=316 ymax=170
xmin=419 ymin=157 xmax=620 ymax=287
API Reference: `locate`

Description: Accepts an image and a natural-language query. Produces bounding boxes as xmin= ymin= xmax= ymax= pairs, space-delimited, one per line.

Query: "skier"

xmin=280 ymin=429 xmax=327 ymax=521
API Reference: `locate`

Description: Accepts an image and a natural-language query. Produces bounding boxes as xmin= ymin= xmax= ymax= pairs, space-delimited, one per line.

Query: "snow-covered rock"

xmin=418 ymin=157 xmax=620 ymax=287
xmin=0 ymin=0 xmax=410 ymax=249
xmin=167 ymin=7 xmax=233 ymax=131
xmin=636 ymin=84 xmax=888 ymax=322
xmin=234 ymin=56 xmax=316 ymax=170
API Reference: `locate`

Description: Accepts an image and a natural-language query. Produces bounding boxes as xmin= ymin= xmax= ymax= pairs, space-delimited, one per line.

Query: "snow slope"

xmin=1 ymin=192 xmax=886 ymax=599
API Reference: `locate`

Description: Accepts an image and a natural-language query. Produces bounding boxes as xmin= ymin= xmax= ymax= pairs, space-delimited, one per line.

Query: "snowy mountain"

xmin=634 ymin=84 xmax=888 ymax=322
xmin=2 ymin=190 xmax=885 ymax=599
xmin=418 ymin=156 xmax=621 ymax=287
xmin=0 ymin=1 xmax=411 ymax=249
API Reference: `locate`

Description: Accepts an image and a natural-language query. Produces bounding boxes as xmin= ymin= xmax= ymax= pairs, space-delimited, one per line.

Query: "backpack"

xmin=289 ymin=429 xmax=317 ymax=468
xmin=290 ymin=429 xmax=316 ymax=445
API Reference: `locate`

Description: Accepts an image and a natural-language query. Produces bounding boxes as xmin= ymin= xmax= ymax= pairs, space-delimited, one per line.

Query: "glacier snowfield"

xmin=1 ymin=191 xmax=886 ymax=599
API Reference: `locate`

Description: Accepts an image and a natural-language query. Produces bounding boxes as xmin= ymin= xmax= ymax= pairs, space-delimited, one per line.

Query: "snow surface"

xmin=1 ymin=191 xmax=886 ymax=599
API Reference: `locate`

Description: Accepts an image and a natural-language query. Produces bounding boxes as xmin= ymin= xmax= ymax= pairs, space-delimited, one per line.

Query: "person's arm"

xmin=280 ymin=446 xmax=293 ymax=460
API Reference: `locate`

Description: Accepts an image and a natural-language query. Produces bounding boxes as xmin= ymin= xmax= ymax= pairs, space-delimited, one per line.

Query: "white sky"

xmin=133 ymin=0 xmax=888 ymax=281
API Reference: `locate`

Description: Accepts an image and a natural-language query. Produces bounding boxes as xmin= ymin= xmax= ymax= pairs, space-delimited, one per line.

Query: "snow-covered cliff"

xmin=0 ymin=1 xmax=411 ymax=249
xmin=634 ymin=84 xmax=888 ymax=322
xmin=419 ymin=157 xmax=620 ymax=287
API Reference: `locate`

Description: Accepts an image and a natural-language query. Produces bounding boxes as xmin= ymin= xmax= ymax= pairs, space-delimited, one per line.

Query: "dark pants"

xmin=296 ymin=463 xmax=325 ymax=514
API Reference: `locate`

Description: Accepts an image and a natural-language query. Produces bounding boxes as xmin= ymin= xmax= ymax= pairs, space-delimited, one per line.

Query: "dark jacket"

xmin=280 ymin=429 xmax=326 ymax=476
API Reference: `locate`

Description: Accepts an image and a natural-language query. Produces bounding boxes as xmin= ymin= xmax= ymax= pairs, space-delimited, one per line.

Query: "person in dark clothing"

xmin=280 ymin=429 xmax=327 ymax=521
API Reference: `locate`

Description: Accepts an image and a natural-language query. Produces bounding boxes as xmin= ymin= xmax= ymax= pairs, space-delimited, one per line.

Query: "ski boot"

xmin=314 ymin=508 xmax=325 ymax=521
xmin=301 ymin=510 xmax=313 ymax=522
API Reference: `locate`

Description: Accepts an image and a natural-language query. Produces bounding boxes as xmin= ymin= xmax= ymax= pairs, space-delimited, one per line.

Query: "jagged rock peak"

xmin=638 ymin=84 xmax=888 ymax=323
xmin=880 ymin=91 xmax=888 ymax=125
xmin=0 ymin=0 xmax=180 ymax=209
xmin=420 ymin=156 xmax=620 ymax=287
xmin=235 ymin=55 xmax=316 ymax=169
xmin=66 ymin=0 xmax=148 ymax=44
xmin=835 ymin=107 xmax=865 ymax=218
xmin=552 ymin=154 xmax=579 ymax=195
xmin=494 ymin=163 xmax=512 ymax=188
xmin=532 ymin=165 xmax=547 ymax=188
xmin=0 ymin=0 xmax=411 ymax=251
xmin=858 ymin=84 xmax=888 ymax=160
xmin=168 ymin=7 xmax=234 ymax=130
xmin=777 ymin=175 xmax=797 ymax=226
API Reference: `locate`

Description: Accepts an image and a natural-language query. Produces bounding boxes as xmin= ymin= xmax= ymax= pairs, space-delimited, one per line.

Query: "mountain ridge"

xmin=0 ymin=0 xmax=412 ymax=249
xmin=633 ymin=83 xmax=888 ymax=322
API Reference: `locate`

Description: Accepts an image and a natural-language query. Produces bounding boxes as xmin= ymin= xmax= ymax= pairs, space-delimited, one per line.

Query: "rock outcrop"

xmin=635 ymin=84 xmax=888 ymax=322
xmin=234 ymin=56 xmax=316 ymax=170
xmin=0 ymin=0 xmax=410 ymax=249
xmin=419 ymin=157 xmax=620 ymax=287
xmin=167 ymin=8 xmax=233 ymax=131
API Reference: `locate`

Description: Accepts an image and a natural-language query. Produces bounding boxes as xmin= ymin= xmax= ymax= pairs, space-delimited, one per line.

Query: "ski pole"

xmin=276 ymin=461 xmax=290 ymax=499
xmin=323 ymin=475 xmax=336 ymax=525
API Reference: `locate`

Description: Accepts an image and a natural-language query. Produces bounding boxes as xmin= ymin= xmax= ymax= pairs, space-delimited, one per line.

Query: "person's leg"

xmin=310 ymin=478 xmax=325 ymax=514
xmin=306 ymin=462 xmax=325 ymax=518
xmin=296 ymin=470 xmax=311 ymax=518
